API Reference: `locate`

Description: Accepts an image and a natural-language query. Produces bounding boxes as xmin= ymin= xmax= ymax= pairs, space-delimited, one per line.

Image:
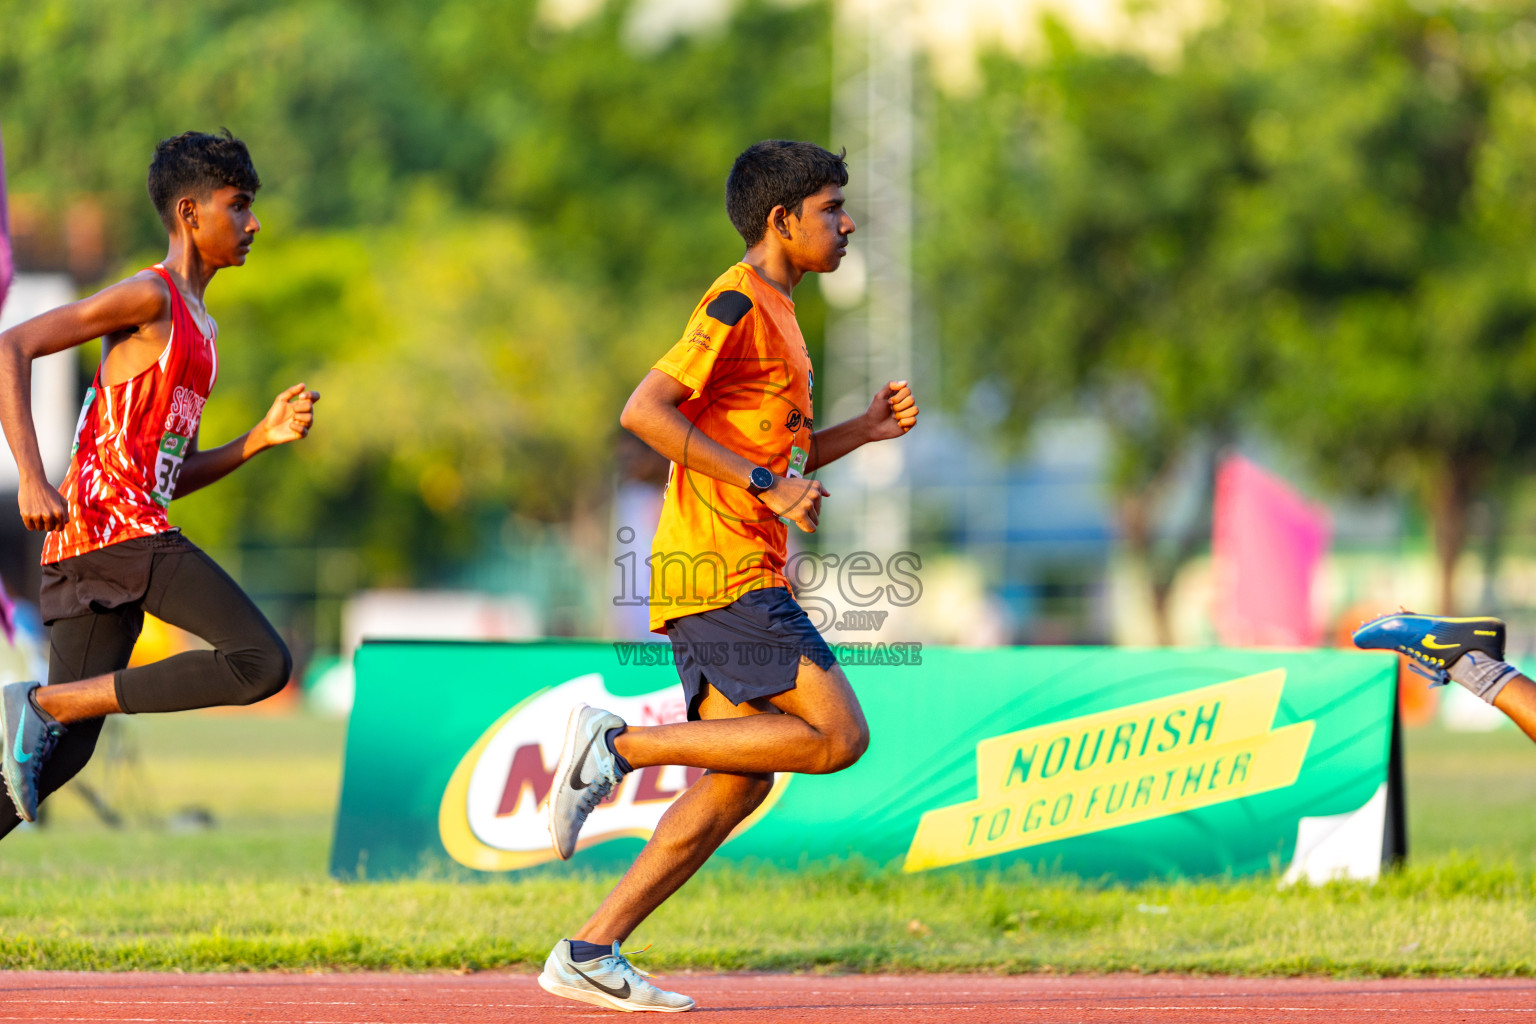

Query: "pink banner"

xmin=1212 ymin=455 xmax=1330 ymax=647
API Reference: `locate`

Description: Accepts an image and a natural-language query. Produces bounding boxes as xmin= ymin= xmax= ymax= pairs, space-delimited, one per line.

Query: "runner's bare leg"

xmin=612 ymin=659 xmax=867 ymax=776
xmin=575 ymin=659 xmax=867 ymax=944
xmin=1493 ymin=674 xmax=1536 ymax=742
xmin=33 ymin=675 xmax=120 ymax=723
xmin=573 ymin=691 xmax=771 ymax=944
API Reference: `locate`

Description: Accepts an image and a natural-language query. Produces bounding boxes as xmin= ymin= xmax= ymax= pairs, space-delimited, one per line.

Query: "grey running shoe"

xmin=547 ymin=703 xmax=628 ymax=860
xmin=0 ymin=681 xmax=65 ymax=822
xmin=538 ymin=939 xmax=694 ymax=1012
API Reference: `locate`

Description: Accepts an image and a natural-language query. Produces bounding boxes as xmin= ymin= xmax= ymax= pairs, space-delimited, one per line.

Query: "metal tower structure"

xmin=825 ymin=0 xmax=916 ymax=555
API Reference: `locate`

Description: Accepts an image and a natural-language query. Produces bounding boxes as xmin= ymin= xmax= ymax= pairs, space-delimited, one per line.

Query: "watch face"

xmin=751 ymin=467 xmax=773 ymax=490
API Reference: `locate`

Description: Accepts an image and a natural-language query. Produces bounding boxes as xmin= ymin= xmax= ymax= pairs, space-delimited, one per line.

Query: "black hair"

xmin=725 ymin=140 xmax=849 ymax=246
xmin=147 ymin=129 xmax=261 ymax=230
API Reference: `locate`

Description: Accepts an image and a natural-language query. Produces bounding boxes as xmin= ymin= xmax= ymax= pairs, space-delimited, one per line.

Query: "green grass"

xmin=0 ymin=713 xmax=1534 ymax=974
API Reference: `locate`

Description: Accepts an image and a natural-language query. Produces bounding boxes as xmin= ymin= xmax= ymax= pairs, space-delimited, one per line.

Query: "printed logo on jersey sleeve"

xmin=655 ymin=289 xmax=758 ymax=395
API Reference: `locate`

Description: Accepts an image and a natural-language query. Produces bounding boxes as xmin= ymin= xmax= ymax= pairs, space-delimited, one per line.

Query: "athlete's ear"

xmin=178 ymin=196 xmax=198 ymax=230
xmin=770 ymin=204 xmax=793 ymax=240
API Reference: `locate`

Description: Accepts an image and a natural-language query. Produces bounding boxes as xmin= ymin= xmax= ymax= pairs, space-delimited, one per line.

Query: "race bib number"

xmin=152 ymin=432 xmax=189 ymax=507
xmin=777 ymin=445 xmax=813 ymax=526
xmin=69 ymin=387 xmax=96 ymax=456
xmin=787 ymin=445 xmax=809 ymax=480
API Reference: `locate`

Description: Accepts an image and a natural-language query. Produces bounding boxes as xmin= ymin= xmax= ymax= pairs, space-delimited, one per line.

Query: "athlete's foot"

xmin=0 ymin=681 xmax=66 ymax=821
xmin=547 ymin=703 xmax=629 ymax=860
xmin=1353 ymin=612 xmax=1506 ymax=685
xmin=538 ymin=939 xmax=695 ymax=1012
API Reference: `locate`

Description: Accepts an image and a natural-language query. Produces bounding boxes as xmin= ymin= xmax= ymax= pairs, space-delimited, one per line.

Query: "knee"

xmin=229 ymin=635 xmax=292 ymax=705
xmin=816 ymin=718 xmax=870 ymax=774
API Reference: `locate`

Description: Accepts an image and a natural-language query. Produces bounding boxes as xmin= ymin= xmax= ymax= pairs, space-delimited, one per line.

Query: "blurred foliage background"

xmin=7 ymin=0 xmax=1536 ymax=648
xmin=1 ymin=0 xmax=832 ymax=592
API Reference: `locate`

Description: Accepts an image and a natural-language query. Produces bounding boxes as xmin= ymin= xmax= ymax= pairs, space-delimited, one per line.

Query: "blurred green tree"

xmin=926 ymin=0 xmax=1536 ymax=622
xmin=1244 ymin=2 xmax=1536 ymax=614
xmin=0 ymin=0 xmax=833 ymax=606
xmin=923 ymin=19 xmax=1273 ymax=641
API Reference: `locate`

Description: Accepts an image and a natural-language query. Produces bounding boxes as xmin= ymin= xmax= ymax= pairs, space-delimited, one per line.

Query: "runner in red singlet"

xmin=43 ymin=262 xmax=221 ymax=564
xmin=0 ymin=130 xmax=318 ymax=827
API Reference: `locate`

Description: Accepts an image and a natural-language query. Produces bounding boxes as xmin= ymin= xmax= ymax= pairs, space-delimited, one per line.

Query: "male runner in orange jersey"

xmin=539 ymin=140 xmax=919 ymax=1012
xmin=0 ymin=130 xmax=318 ymax=828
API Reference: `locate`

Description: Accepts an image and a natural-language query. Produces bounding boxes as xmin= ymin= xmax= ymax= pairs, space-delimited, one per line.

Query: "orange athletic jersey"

xmin=648 ymin=263 xmax=815 ymax=632
xmin=42 ymin=265 xmax=218 ymax=565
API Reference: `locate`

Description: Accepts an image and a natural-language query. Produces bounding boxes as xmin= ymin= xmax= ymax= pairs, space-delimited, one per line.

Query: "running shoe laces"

xmin=31 ymin=721 xmax=63 ymax=770
xmin=576 ymin=773 xmax=617 ymax=818
xmin=607 ymin=944 xmax=655 ymax=984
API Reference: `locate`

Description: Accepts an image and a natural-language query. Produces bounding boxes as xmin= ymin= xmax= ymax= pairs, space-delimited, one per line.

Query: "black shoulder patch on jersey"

xmin=706 ymin=290 xmax=753 ymax=327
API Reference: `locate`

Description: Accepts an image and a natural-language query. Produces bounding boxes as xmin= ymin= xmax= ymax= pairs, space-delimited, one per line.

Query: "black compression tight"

xmin=0 ymin=545 xmax=290 ymax=838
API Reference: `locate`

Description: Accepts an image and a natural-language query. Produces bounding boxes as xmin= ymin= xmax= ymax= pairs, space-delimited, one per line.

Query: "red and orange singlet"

xmin=42 ymin=265 xmax=218 ymax=565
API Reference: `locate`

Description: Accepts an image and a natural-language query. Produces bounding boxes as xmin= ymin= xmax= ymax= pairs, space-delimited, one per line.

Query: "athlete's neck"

xmin=741 ymin=250 xmax=802 ymax=300
xmin=159 ymin=240 xmax=218 ymax=305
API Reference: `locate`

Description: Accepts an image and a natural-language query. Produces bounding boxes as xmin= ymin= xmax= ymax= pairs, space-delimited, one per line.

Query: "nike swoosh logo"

xmin=13 ymin=705 xmax=31 ymax=764
xmin=567 ymin=730 xmax=602 ymax=791
xmin=1421 ymin=635 xmax=1460 ymax=650
xmin=571 ymin=963 xmax=630 ymax=1000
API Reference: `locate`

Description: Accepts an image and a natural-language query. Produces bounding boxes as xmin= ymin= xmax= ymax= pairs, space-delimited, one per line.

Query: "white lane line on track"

xmin=997 ymin=1009 xmax=1536 ymax=1015
xmin=0 ymin=1015 xmax=555 ymax=1024
xmin=8 ymin=1002 xmax=1536 ymax=1011
xmin=14 ymin=1007 xmax=552 ymax=1013
xmin=0 ymin=1008 xmax=1532 ymax=1021
xmin=669 ymin=988 xmax=1536 ymax=1001
xmin=23 ymin=1001 xmax=368 ymax=1006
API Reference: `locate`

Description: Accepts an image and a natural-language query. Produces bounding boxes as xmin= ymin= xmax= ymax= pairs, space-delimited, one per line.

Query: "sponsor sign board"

xmin=330 ymin=642 xmax=1400 ymax=882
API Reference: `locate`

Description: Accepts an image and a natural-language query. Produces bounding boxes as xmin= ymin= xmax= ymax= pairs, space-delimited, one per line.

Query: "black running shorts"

xmin=666 ymin=587 xmax=837 ymax=721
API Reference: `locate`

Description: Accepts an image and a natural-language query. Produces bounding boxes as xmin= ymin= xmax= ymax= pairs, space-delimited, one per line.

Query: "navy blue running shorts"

xmin=666 ymin=587 xmax=837 ymax=721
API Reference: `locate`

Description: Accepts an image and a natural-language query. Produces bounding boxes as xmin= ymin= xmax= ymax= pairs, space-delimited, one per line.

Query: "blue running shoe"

xmin=1352 ymin=612 xmax=1506 ymax=686
xmin=0 ymin=681 xmax=65 ymax=822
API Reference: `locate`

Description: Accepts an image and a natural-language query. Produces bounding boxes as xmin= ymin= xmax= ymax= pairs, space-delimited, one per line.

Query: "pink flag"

xmin=0 ymin=122 xmax=11 ymax=315
xmin=1212 ymin=455 xmax=1330 ymax=647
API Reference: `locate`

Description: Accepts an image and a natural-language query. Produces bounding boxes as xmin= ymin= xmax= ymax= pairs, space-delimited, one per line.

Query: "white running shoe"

xmin=538 ymin=939 xmax=695 ymax=1012
xmin=546 ymin=703 xmax=628 ymax=860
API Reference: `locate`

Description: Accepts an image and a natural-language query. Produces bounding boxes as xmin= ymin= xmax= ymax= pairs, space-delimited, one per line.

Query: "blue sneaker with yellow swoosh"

xmin=538 ymin=939 xmax=695 ymax=1012
xmin=0 ymin=681 xmax=65 ymax=822
xmin=1352 ymin=612 xmax=1506 ymax=685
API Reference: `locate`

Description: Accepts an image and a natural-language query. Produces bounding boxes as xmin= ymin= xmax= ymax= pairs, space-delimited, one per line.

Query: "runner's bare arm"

xmin=173 ymin=383 xmax=319 ymax=499
xmin=804 ymin=380 xmax=918 ymax=473
xmin=621 ymin=368 xmax=829 ymax=533
xmin=0 ymin=276 xmax=170 ymax=531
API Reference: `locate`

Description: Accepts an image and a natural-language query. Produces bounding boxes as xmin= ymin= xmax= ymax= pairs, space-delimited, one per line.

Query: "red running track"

xmin=0 ymin=971 xmax=1530 ymax=1023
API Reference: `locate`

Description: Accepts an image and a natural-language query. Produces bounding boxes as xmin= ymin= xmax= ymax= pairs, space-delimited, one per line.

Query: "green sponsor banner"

xmin=330 ymin=642 xmax=1399 ymax=881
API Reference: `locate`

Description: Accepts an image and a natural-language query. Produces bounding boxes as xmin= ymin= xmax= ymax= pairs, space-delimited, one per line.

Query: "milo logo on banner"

xmin=438 ymin=673 xmax=790 ymax=871
xmin=903 ymin=670 xmax=1315 ymax=872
